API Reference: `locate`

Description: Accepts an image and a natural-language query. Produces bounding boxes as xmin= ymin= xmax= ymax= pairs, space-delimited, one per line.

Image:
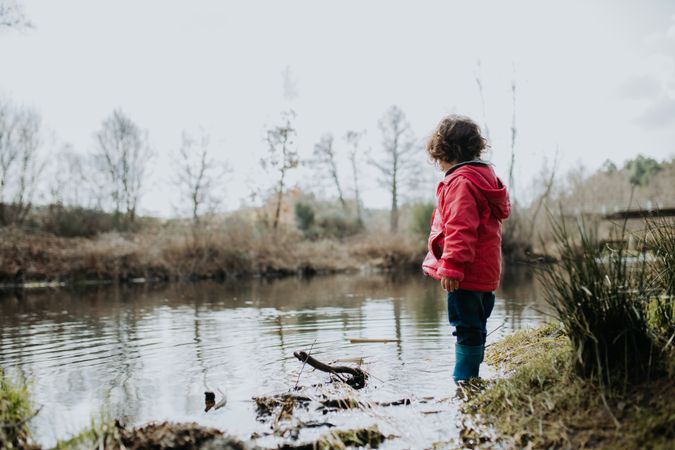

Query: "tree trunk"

xmin=353 ymin=170 xmax=362 ymax=226
xmin=390 ymin=174 xmax=398 ymax=233
xmin=273 ymin=169 xmax=285 ymax=229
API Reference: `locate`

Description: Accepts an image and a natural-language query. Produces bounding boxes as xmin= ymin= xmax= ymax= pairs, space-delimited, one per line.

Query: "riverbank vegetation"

xmin=461 ymin=324 xmax=674 ymax=449
xmin=1 ymin=80 xmax=674 ymax=286
xmin=2 ymin=156 xmax=674 ymax=286
xmin=0 ymin=212 xmax=425 ymax=285
xmin=460 ymin=216 xmax=675 ymax=449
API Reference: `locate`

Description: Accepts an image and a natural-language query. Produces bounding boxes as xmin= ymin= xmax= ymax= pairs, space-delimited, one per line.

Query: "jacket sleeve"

xmin=437 ymin=177 xmax=480 ymax=280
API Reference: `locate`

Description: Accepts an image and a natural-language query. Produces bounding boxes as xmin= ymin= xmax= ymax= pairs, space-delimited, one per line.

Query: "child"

xmin=422 ymin=115 xmax=510 ymax=382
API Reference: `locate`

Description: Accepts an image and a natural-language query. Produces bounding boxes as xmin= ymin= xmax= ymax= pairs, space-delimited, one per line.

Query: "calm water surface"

xmin=0 ymin=269 xmax=548 ymax=449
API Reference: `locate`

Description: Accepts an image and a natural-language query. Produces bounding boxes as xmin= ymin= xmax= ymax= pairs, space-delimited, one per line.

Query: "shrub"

xmin=316 ymin=214 xmax=361 ymax=239
xmin=539 ymin=213 xmax=668 ymax=387
xmin=41 ymin=205 xmax=118 ymax=237
xmin=294 ymin=202 xmax=315 ymax=233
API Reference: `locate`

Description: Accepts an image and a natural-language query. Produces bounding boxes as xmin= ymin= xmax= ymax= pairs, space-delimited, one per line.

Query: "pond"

xmin=0 ymin=268 xmax=548 ymax=449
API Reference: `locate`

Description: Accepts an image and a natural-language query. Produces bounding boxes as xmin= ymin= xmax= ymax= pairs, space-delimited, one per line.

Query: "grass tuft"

xmin=0 ymin=368 xmax=36 ymax=450
xmin=539 ymin=213 xmax=669 ymax=387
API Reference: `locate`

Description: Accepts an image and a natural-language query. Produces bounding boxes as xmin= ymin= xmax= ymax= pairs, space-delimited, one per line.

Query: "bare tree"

xmin=312 ymin=133 xmax=346 ymax=210
xmin=474 ymin=60 xmax=491 ymax=144
xmin=49 ymin=145 xmax=90 ymax=207
xmin=528 ymin=148 xmax=559 ymax=240
xmin=508 ymin=70 xmax=517 ymax=205
xmin=344 ymin=130 xmax=365 ymax=225
xmin=0 ymin=0 xmax=31 ymax=29
xmin=13 ymin=110 xmax=42 ymax=223
xmin=0 ymin=100 xmax=43 ymax=225
xmin=261 ymin=110 xmax=299 ymax=229
xmin=370 ymin=106 xmax=417 ymax=233
xmin=173 ymin=130 xmax=229 ymax=223
xmin=0 ymin=102 xmax=18 ymax=222
xmin=92 ymin=109 xmax=153 ymax=224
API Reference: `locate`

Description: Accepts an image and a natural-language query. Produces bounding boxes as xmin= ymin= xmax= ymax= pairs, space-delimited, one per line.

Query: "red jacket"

xmin=422 ymin=161 xmax=510 ymax=291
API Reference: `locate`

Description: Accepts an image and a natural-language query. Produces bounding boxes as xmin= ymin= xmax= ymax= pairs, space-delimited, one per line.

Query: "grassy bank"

xmin=459 ymin=217 xmax=675 ymax=449
xmin=0 ymin=221 xmax=425 ymax=286
xmin=460 ymin=324 xmax=675 ymax=449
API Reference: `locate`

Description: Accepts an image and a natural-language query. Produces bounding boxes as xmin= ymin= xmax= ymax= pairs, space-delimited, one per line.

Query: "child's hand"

xmin=441 ymin=277 xmax=460 ymax=292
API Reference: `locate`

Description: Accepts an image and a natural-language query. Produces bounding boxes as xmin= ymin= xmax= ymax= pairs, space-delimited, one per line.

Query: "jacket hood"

xmin=440 ymin=161 xmax=511 ymax=220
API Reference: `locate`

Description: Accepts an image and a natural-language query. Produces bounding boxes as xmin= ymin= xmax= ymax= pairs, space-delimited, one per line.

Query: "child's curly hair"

xmin=426 ymin=115 xmax=488 ymax=164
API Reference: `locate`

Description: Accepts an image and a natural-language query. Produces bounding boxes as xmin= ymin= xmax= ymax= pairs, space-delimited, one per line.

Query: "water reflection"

xmin=0 ymin=269 xmax=549 ymax=448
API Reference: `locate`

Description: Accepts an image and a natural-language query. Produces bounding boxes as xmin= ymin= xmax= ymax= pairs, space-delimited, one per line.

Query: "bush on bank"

xmin=540 ymin=216 xmax=674 ymax=387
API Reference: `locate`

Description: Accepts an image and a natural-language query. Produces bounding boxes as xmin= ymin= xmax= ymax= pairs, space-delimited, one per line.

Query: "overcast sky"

xmin=1 ymin=0 xmax=674 ymax=217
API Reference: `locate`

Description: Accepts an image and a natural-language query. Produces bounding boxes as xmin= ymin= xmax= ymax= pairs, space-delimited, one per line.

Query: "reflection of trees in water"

xmin=497 ymin=265 xmax=548 ymax=330
xmin=0 ymin=269 xmax=545 ymax=342
xmin=393 ymin=298 xmax=403 ymax=360
xmin=499 ymin=265 xmax=539 ymax=301
xmin=409 ymin=278 xmax=446 ymax=331
xmin=274 ymin=315 xmax=289 ymax=377
xmin=107 ymin=285 xmax=144 ymax=422
xmin=189 ymin=284 xmax=208 ymax=390
xmin=0 ymin=270 xmax=551 ymax=446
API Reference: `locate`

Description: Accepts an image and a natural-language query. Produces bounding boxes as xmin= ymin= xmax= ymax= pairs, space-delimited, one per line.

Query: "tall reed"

xmin=645 ymin=217 xmax=675 ymax=348
xmin=539 ymin=213 xmax=664 ymax=388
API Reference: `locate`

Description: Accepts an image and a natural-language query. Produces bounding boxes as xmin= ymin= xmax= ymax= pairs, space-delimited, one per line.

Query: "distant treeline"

xmin=504 ymin=154 xmax=675 ymax=260
xmin=0 ymin=96 xmax=438 ymax=238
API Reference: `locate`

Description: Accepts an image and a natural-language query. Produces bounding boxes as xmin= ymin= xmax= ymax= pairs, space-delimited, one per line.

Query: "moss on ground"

xmin=461 ymin=323 xmax=675 ymax=449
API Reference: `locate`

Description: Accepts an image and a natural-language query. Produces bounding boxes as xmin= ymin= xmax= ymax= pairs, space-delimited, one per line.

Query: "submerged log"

xmin=293 ymin=351 xmax=368 ymax=389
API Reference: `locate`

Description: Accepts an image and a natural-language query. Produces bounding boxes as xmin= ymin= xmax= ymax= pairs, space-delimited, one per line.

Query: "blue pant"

xmin=447 ymin=290 xmax=495 ymax=346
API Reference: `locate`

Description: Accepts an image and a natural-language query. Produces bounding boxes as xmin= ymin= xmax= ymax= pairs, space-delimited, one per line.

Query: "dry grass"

xmin=0 ymin=217 xmax=426 ymax=285
xmin=346 ymin=230 xmax=426 ymax=271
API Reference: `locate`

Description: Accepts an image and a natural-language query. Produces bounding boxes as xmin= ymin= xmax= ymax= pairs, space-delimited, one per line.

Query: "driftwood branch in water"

xmin=293 ymin=351 xmax=368 ymax=389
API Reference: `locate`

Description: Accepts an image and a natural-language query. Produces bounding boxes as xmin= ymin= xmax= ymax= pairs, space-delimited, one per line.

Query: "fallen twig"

xmin=293 ymin=351 xmax=368 ymax=389
xmin=294 ymin=339 xmax=317 ymax=389
xmin=486 ymin=320 xmax=506 ymax=338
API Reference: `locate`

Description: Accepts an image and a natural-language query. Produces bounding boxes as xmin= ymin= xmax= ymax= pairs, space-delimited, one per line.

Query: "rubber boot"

xmin=453 ymin=343 xmax=483 ymax=382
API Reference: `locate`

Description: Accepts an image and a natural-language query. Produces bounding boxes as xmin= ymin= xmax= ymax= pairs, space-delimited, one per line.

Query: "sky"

xmin=1 ymin=0 xmax=674 ymax=217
